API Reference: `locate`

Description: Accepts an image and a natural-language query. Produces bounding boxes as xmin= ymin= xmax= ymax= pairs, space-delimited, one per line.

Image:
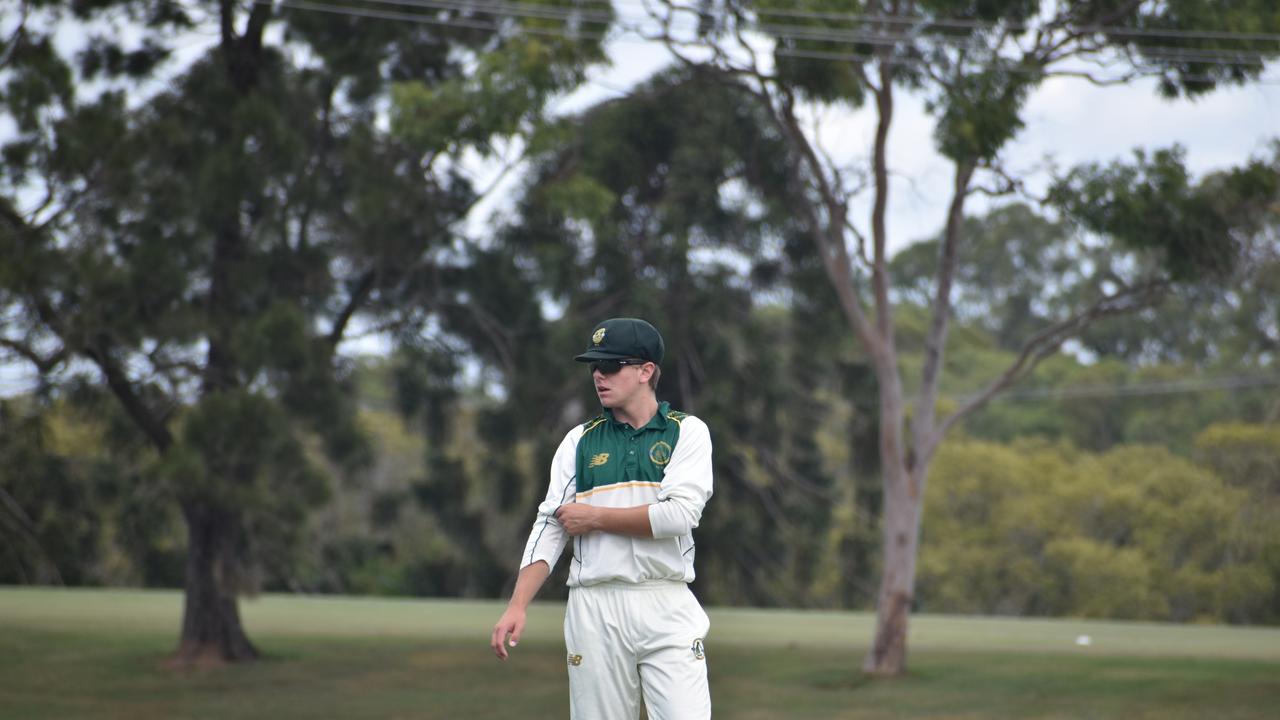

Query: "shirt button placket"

xmin=627 ymin=435 xmax=638 ymax=475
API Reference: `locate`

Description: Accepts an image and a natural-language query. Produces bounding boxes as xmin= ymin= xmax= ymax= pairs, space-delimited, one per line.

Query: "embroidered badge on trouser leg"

xmin=634 ymin=586 xmax=711 ymax=720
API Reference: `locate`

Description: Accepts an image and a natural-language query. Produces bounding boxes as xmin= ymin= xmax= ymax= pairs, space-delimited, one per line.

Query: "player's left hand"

xmin=555 ymin=503 xmax=599 ymax=536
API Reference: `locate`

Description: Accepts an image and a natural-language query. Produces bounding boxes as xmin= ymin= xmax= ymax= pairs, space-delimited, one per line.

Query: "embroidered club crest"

xmin=649 ymin=441 xmax=673 ymax=466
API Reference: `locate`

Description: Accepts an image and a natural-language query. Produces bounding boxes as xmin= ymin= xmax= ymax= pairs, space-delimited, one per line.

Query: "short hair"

xmin=648 ymin=364 xmax=661 ymax=392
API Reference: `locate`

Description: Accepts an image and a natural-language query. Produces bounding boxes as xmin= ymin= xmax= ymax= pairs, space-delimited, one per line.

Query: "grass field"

xmin=2 ymin=588 xmax=1278 ymax=719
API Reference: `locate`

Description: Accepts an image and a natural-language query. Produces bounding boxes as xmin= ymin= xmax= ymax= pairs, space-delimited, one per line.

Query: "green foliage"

xmin=1194 ymin=422 xmax=1280 ymax=620
xmin=0 ymin=400 xmax=103 ymax=585
xmin=758 ymin=0 xmax=869 ymax=105
xmin=1051 ymin=146 xmax=1278 ymax=280
xmin=1195 ymin=423 xmax=1280 ymax=494
xmin=892 ymin=188 xmax=1279 ymax=369
xmin=920 ymin=438 xmax=1278 ymax=622
xmin=391 ymin=35 xmax=605 ymax=154
xmin=1128 ymin=0 xmax=1280 ymax=97
xmin=0 ymin=33 xmax=73 ymax=133
xmin=0 ymin=395 xmax=184 ymax=587
xmin=180 ymin=392 xmax=325 ymax=508
xmin=78 ymin=36 xmax=170 ymax=79
xmin=540 ymin=174 xmax=617 ymax=226
xmin=930 ymin=59 xmax=1037 ymax=163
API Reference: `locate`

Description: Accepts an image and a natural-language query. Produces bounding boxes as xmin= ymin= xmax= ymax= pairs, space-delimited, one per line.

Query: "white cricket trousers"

xmin=564 ymin=581 xmax=711 ymax=720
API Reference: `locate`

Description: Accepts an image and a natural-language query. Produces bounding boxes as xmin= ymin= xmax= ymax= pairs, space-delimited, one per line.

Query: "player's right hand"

xmin=491 ymin=606 xmax=527 ymax=661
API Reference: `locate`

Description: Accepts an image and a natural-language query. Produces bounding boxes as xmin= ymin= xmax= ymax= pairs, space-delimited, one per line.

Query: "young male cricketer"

xmin=491 ymin=317 xmax=715 ymax=720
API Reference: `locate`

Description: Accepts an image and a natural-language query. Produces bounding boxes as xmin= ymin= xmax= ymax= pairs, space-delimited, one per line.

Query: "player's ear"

xmin=640 ymin=362 xmax=655 ymax=383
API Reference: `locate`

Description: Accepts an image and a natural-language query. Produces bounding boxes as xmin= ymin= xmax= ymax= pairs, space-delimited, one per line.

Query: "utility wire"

xmin=344 ymin=0 xmax=617 ymax=24
xmin=272 ymin=0 xmax=1280 ymax=64
xmin=710 ymin=3 xmax=1280 ymax=45
xmin=787 ymin=43 xmax=1269 ymax=71
xmin=263 ymin=0 xmax=1280 ymax=83
xmin=957 ymin=373 xmax=1280 ymax=404
xmin=3 ymin=361 xmax=1273 ymax=404
xmin=772 ymin=46 xmax=1278 ymax=82
xmin=268 ymin=0 xmax=1280 ymax=59
xmin=430 ymin=0 xmax=1280 ymax=51
xmin=318 ymin=0 xmax=1280 ymax=45
xmin=273 ymin=0 xmax=611 ymax=39
xmin=747 ymin=17 xmax=1277 ymax=57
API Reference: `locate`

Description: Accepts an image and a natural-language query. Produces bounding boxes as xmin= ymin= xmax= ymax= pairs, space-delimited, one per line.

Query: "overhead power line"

xmin=771 ymin=46 xmax=1275 ymax=77
xmin=264 ymin=0 xmax=1280 ymax=61
xmin=261 ymin=0 xmax=1280 ymax=83
xmin=351 ymin=0 xmax=616 ymax=24
xmin=717 ymin=4 xmax=1280 ymax=44
xmin=372 ymin=0 xmax=1280 ymax=47
xmin=320 ymin=0 xmax=1280 ymax=45
xmin=958 ymin=373 xmax=1280 ymax=404
xmin=745 ymin=16 xmax=1278 ymax=57
xmin=264 ymin=0 xmax=1280 ymax=52
xmin=273 ymin=0 xmax=610 ymax=39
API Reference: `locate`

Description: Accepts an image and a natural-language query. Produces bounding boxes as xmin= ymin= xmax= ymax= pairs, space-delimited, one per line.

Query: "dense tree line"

xmin=5 ymin=241 xmax=1278 ymax=621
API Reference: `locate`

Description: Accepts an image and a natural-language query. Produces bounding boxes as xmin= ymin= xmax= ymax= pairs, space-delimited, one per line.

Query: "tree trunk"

xmin=862 ymin=355 xmax=923 ymax=675
xmin=170 ymin=502 xmax=259 ymax=667
xmin=863 ymin=458 xmax=924 ymax=675
xmin=171 ymin=0 xmax=265 ymax=665
xmin=862 ymin=160 xmax=974 ymax=675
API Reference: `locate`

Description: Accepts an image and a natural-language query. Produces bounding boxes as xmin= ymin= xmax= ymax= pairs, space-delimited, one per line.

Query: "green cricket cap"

xmin=573 ymin=318 xmax=665 ymax=364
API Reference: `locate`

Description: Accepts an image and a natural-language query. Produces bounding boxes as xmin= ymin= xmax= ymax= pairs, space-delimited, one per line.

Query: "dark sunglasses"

xmin=590 ymin=359 xmax=649 ymax=375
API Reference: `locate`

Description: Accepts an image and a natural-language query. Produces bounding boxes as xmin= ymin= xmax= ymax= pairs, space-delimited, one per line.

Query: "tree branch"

xmin=0 ymin=484 xmax=64 ymax=585
xmin=869 ymin=55 xmax=896 ymax=339
xmin=767 ymin=97 xmax=882 ymax=355
xmin=845 ymin=216 xmax=873 ymax=269
xmin=84 ymin=338 xmax=173 ymax=452
xmin=969 ymin=159 xmax=1049 ymax=204
xmin=1044 ymin=67 xmax=1145 ymax=86
xmin=218 ymin=0 xmax=236 ymax=49
xmin=0 ymin=0 xmax=29 ymax=72
xmin=668 ymin=1 xmax=895 ymax=364
xmin=932 ymin=278 xmax=1171 ymax=447
xmin=243 ymin=0 xmax=273 ymax=50
xmin=0 ymin=337 xmax=66 ymax=374
xmin=327 ymin=270 xmax=377 ymax=350
xmin=912 ymin=160 xmax=975 ymax=462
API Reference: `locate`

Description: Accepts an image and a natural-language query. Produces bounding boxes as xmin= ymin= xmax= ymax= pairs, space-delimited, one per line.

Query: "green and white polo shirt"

xmin=521 ymin=401 xmax=714 ymax=587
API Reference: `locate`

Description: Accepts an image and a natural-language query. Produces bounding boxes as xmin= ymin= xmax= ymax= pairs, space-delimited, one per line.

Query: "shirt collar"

xmin=603 ymin=401 xmax=670 ymax=432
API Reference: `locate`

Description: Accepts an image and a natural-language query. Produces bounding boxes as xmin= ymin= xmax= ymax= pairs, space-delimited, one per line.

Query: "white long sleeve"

xmin=648 ymin=416 xmax=714 ymax=539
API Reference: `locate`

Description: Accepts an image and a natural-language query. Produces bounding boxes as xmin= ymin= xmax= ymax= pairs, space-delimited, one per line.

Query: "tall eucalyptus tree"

xmin=641 ymin=0 xmax=1280 ymax=674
